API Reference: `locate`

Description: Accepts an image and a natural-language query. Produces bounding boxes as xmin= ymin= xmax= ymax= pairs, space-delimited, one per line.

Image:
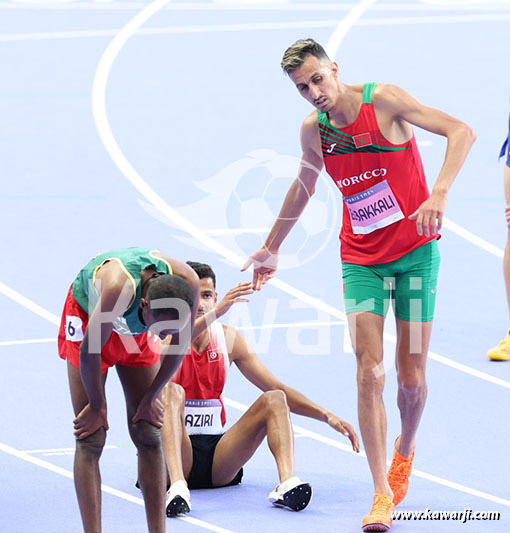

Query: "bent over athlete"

xmin=243 ymin=39 xmax=475 ymax=531
xmin=58 ymin=247 xmax=199 ymax=533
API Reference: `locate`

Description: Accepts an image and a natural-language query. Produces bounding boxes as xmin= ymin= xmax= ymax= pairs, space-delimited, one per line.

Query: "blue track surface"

xmin=1 ymin=1 xmax=509 ymax=532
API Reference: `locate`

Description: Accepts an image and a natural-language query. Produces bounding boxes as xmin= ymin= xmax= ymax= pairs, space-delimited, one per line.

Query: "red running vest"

xmin=171 ymin=322 xmax=230 ymax=435
xmin=318 ymin=82 xmax=437 ymax=265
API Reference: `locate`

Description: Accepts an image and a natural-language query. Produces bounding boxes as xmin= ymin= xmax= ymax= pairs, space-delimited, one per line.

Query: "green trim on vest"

xmin=72 ymin=247 xmax=172 ymax=336
xmin=362 ymin=82 xmax=377 ymax=104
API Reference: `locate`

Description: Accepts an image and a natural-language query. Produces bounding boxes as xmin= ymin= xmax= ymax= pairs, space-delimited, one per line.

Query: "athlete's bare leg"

xmin=116 ymin=364 xmax=166 ymax=533
xmin=211 ymin=390 xmax=294 ymax=487
xmin=161 ymin=382 xmax=193 ymax=484
xmin=395 ymin=319 xmax=432 ymax=458
xmin=348 ymin=312 xmax=392 ymax=498
xmin=67 ymin=362 xmax=108 ymax=533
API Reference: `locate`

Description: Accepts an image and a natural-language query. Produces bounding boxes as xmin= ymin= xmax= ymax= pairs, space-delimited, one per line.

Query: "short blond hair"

xmin=281 ymin=39 xmax=330 ymax=74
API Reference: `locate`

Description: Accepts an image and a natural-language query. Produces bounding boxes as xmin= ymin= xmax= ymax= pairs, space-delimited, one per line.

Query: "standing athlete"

xmin=242 ymin=39 xmax=475 ymax=531
xmin=159 ymin=261 xmax=359 ymax=516
xmin=58 ymin=247 xmax=199 ymax=533
xmin=488 ymin=115 xmax=510 ymax=360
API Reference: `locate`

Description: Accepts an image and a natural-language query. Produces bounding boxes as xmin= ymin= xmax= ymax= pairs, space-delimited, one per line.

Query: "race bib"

xmin=344 ymin=180 xmax=404 ymax=235
xmin=65 ymin=315 xmax=84 ymax=342
xmin=184 ymin=399 xmax=223 ymax=435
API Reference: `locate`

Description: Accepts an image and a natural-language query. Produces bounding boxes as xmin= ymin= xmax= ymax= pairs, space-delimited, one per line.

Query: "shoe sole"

xmin=488 ymin=354 xmax=510 ymax=361
xmin=272 ymin=483 xmax=312 ymax=512
xmin=166 ymin=496 xmax=191 ymax=517
xmin=362 ymin=523 xmax=391 ymax=532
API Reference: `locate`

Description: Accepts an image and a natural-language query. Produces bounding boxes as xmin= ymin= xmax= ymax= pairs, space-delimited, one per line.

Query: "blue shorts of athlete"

xmin=342 ymin=240 xmax=440 ymax=322
xmin=500 ymin=113 xmax=510 ymax=167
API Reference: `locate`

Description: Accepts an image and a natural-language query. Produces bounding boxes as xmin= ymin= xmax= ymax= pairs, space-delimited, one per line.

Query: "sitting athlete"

xmin=58 ymin=247 xmax=199 ymax=533
xmin=159 ymin=261 xmax=359 ymax=517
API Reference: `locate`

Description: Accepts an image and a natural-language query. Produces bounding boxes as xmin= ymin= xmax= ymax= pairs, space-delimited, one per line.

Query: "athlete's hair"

xmin=186 ymin=261 xmax=216 ymax=288
xmin=281 ymin=38 xmax=331 ymax=74
xmin=146 ymin=274 xmax=194 ymax=320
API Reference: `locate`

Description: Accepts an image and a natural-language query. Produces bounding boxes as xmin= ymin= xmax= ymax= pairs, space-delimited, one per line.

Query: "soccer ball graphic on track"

xmin=140 ymin=149 xmax=338 ymax=270
xmin=227 ymin=150 xmax=338 ymax=269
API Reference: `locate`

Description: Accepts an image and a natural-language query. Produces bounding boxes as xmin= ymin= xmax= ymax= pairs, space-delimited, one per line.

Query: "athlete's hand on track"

xmin=326 ymin=413 xmax=360 ymax=453
xmin=505 ymin=205 xmax=510 ymax=229
xmin=74 ymin=403 xmax=108 ymax=440
xmin=133 ymin=395 xmax=165 ymax=428
xmin=241 ymin=248 xmax=279 ymax=291
xmin=216 ymin=282 xmax=254 ymax=318
xmin=409 ymin=191 xmax=447 ymax=237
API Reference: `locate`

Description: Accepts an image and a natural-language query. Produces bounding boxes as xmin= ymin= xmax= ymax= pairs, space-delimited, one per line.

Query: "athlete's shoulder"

xmin=300 ymin=111 xmax=321 ymax=154
xmin=221 ymin=323 xmax=249 ymax=362
xmin=372 ymin=83 xmax=416 ymax=113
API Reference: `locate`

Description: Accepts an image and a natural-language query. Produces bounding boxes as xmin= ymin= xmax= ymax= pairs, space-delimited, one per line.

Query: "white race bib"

xmin=344 ymin=180 xmax=404 ymax=235
xmin=184 ymin=399 xmax=223 ymax=435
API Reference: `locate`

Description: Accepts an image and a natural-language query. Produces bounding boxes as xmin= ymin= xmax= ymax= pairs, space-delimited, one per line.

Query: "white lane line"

xmin=325 ymin=0 xmax=378 ymax=58
xmin=236 ymin=320 xmax=345 ymax=330
xmin=0 ymin=441 xmax=237 ymax=533
xmin=3 ymin=12 xmax=510 ymax=42
xmin=360 ymin=12 xmax=510 ymax=24
xmin=0 ymin=338 xmax=56 ymax=347
xmin=223 ymin=398 xmax=510 ymax=506
xmin=442 ymin=218 xmax=504 ymax=259
xmin=3 ymin=2 xmax=510 ymax=10
xmin=0 ymin=282 xmax=60 ymax=325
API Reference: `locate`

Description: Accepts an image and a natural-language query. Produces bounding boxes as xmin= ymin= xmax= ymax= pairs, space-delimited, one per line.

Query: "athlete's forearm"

xmin=279 ymin=385 xmax=328 ymax=422
xmin=79 ymin=346 xmax=105 ymax=411
xmin=432 ymin=124 xmax=476 ymax=195
xmin=264 ymin=178 xmax=313 ymax=252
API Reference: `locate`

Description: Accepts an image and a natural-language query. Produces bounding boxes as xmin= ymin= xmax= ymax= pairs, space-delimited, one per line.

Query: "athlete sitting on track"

xmin=58 ymin=247 xmax=199 ymax=533
xmin=158 ymin=261 xmax=360 ymax=516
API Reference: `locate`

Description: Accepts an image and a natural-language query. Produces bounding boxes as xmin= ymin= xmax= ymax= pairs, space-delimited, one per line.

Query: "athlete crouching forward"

xmin=58 ymin=247 xmax=199 ymax=533
xmin=159 ymin=261 xmax=360 ymax=516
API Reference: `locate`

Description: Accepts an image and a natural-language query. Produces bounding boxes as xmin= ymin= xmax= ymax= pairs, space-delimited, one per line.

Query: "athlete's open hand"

xmin=409 ymin=190 xmax=447 ymax=237
xmin=216 ymin=282 xmax=254 ymax=318
xmin=241 ymin=247 xmax=279 ymax=291
xmin=74 ymin=403 xmax=108 ymax=440
xmin=326 ymin=412 xmax=360 ymax=453
xmin=133 ymin=395 xmax=165 ymax=427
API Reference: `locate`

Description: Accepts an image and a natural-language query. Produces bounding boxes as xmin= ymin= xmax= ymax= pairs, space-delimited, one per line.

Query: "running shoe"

xmin=166 ymin=480 xmax=191 ymax=517
xmin=362 ymin=493 xmax=394 ymax=532
xmin=387 ymin=436 xmax=414 ymax=506
xmin=488 ymin=332 xmax=510 ymax=361
xmin=268 ymin=476 xmax=312 ymax=511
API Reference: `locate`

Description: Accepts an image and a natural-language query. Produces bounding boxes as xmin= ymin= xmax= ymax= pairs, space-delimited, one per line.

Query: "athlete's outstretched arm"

xmin=242 ymin=113 xmax=324 ymax=290
xmin=375 ymin=84 xmax=476 ymax=237
xmin=227 ymin=326 xmax=360 ymax=452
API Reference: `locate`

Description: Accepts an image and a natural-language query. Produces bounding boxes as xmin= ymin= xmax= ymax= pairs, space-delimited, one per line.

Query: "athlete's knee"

xmin=162 ymin=382 xmax=185 ymax=411
xmin=75 ymin=427 xmax=106 ymax=460
xmin=356 ymin=356 xmax=385 ymax=395
xmin=130 ymin=420 xmax=162 ymax=451
xmin=260 ymin=390 xmax=289 ymax=416
xmin=397 ymin=372 xmax=427 ymax=396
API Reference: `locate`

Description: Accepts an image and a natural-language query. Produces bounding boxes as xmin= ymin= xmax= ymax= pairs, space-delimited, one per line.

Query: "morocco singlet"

xmin=172 ymin=322 xmax=230 ymax=435
xmin=318 ymin=82 xmax=437 ymax=265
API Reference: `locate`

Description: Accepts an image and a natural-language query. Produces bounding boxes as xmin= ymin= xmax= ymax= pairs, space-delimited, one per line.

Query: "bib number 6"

xmin=65 ymin=315 xmax=84 ymax=342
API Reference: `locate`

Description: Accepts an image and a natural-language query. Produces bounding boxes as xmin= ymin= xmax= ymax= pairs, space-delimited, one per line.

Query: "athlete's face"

xmin=197 ymin=277 xmax=217 ymax=317
xmin=289 ymin=55 xmax=339 ymax=112
xmin=140 ymin=302 xmax=190 ymax=340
